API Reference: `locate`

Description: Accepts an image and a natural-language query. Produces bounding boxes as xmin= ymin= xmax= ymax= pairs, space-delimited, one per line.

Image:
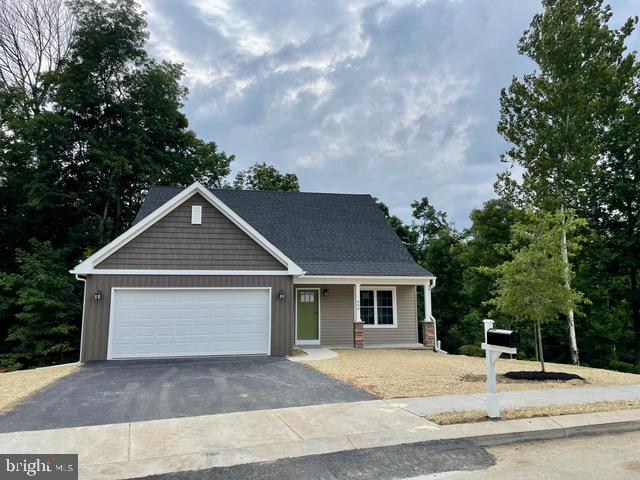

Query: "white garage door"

xmin=108 ymin=288 xmax=271 ymax=359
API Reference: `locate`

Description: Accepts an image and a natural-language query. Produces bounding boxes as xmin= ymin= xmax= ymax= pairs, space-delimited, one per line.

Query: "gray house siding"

xmin=95 ymin=193 xmax=286 ymax=270
xmin=80 ymin=274 xmax=294 ymax=361
xmin=299 ymin=284 xmax=418 ymax=346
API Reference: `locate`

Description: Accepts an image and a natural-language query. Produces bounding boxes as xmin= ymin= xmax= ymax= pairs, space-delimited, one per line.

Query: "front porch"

xmin=292 ymin=276 xmax=437 ymax=351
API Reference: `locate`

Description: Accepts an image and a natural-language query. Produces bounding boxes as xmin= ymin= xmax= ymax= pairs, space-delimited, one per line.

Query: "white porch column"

xmin=354 ymin=283 xmax=362 ymax=323
xmin=424 ymin=282 xmax=432 ymax=322
xmin=353 ymin=283 xmax=364 ymax=347
xmin=422 ymin=279 xmax=437 ymax=350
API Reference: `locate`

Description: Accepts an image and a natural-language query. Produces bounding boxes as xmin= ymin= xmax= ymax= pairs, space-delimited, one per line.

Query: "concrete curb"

xmin=470 ymin=418 xmax=640 ymax=447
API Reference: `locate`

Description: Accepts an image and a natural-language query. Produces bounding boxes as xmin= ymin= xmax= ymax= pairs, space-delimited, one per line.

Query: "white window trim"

xmin=295 ymin=287 xmax=321 ymax=346
xmin=359 ymin=286 xmax=398 ymax=329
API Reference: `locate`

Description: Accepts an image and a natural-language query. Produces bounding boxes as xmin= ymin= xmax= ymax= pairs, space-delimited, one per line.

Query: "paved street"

xmin=139 ymin=431 xmax=640 ymax=480
xmin=141 ymin=439 xmax=494 ymax=480
xmin=427 ymin=430 xmax=640 ymax=480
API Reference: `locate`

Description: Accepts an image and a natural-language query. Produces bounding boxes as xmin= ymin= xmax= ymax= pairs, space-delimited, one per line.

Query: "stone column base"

xmin=423 ymin=321 xmax=435 ymax=349
xmin=353 ymin=322 xmax=364 ymax=348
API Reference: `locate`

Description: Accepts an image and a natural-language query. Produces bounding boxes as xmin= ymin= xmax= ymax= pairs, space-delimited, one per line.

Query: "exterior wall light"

xmin=322 ymin=289 xmax=329 ymax=297
xmin=279 ymin=290 xmax=285 ymax=300
xmin=94 ymin=290 xmax=103 ymax=301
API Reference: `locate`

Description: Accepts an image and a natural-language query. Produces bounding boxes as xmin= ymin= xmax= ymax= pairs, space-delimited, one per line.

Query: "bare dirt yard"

xmin=303 ymin=349 xmax=640 ymax=398
xmin=0 ymin=363 xmax=78 ymax=413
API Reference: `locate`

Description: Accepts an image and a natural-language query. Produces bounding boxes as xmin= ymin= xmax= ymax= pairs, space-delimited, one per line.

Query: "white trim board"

xmin=84 ymin=269 xmax=292 ymax=276
xmin=107 ymin=286 xmax=272 ymax=360
xmin=70 ymin=182 xmax=304 ymax=276
xmin=294 ymin=275 xmax=434 ymax=285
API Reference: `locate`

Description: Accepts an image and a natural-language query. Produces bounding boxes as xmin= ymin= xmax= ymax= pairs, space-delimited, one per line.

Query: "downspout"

xmin=427 ymin=278 xmax=446 ymax=353
xmin=75 ymin=274 xmax=87 ymax=363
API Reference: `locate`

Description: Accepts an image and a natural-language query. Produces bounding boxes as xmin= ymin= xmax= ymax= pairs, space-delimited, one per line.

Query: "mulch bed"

xmin=504 ymin=371 xmax=585 ymax=382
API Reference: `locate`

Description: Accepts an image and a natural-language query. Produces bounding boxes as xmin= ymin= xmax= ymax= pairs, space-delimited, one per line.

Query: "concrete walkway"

xmin=288 ymin=346 xmax=337 ymax=362
xmin=2 ymin=384 xmax=639 ymax=480
xmin=389 ymin=384 xmax=640 ymax=416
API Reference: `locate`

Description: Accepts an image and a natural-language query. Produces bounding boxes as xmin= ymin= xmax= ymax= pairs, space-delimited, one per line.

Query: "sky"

xmin=141 ymin=0 xmax=639 ymax=228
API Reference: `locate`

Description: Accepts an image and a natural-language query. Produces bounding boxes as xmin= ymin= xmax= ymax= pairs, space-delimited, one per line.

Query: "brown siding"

xmin=96 ymin=193 xmax=286 ymax=270
xmin=301 ymin=284 xmax=418 ymax=346
xmin=80 ymin=275 xmax=294 ymax=361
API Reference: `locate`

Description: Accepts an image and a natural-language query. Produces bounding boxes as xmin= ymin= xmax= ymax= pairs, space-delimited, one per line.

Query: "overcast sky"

xmin=141 ymin=0 xmax=639 ymax=227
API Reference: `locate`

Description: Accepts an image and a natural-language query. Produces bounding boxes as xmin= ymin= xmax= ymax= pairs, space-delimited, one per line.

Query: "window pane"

xmin=360 ymin=290 xmax=374 ymax=307
xmin=376 ymin=290 xmax=393 ymax=307
xmin=361 ymin=306 xmax=375 ymax=324
xmin=377 ymin=307 xmax=394 ymax=325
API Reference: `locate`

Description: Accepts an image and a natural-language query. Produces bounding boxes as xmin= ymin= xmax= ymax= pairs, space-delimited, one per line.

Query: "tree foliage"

xmin=0 ymin=240 xmax=80 ymax=368
xmin=233 ymin=162 xmax=299 ymax=192
xmin=484 ymin=210 xmax=587 ymax=371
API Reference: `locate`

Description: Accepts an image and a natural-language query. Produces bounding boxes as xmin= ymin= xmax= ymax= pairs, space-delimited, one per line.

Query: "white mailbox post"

xmin=481 ymin=319 xmax=518 ymax=419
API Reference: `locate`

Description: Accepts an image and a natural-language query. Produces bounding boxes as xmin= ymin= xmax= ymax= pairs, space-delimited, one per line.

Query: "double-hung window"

xmin=359 ymin=287 xmax=396 ymax=327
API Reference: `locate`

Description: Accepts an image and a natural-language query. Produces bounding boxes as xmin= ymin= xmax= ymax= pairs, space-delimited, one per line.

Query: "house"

xmin=71 ymin=182 xmax=437 ymax=361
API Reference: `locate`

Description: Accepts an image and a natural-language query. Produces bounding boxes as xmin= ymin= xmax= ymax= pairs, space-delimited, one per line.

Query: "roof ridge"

xmin=148 ymin=185 xmax=373 ymax=198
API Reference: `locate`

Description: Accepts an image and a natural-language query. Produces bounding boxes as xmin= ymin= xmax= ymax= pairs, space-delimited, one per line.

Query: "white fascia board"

xmin=68 ymin=269 xmax=293 ymax=276
xmin=70 ymin=182 xmax=303 ymax=275
xmin=293 ymin=275 xmax=436 ymax=285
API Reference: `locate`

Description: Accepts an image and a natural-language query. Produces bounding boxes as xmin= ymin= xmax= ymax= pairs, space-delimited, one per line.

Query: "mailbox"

xmin=486 ymin=328 xmax=520 ymax=349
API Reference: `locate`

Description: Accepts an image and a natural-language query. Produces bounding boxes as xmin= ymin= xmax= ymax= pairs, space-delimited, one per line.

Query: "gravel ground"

xmin=303 ymin=349 xmax=640 ymax=398
xmin=0 ymin=363 xmax=78 ymax=413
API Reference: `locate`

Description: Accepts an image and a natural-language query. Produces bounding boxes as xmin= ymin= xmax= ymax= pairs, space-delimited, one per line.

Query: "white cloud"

xmin=142 ymin=0 xmax=640 ymax=227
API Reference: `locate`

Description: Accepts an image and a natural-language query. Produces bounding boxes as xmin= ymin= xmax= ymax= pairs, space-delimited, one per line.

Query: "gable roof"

xmin=71 ymin=183 xmax=303 ymax=275
xmin=131 ymin=185 xmax=433 ymax=278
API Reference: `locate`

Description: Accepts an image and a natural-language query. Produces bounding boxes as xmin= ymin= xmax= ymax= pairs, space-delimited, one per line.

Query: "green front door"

xmin=297 ymin=289 xmax=319 ymax=341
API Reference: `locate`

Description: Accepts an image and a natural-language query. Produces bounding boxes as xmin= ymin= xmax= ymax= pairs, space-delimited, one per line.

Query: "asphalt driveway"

xmin=0 ymin=356 xmax=374 ymax=433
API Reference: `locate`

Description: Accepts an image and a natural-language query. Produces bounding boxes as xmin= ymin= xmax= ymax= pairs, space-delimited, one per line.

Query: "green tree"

xmin=448 ymin=199 xmax=522 ymax=352
xmin=497 ymin=0 xmax=637 ymax=364
xmin=411 ymin=197 xmax=465 ymax=350
xmin=0 ymin=0 xmax=235 ymax=368
xmin=54 ymin=0 xmax=233 ymax=245
xmin=487 ymin=210 xmax=587 ymax=371
xmin=597 ymin=80 xmax=640 ymax=365
xmin=375 ymin=199 xmax=418 ymax=258
xmin=233 ymin=162 xmax=300 ymax=192
xmin=0 ymin=241 xmax=80 ymax=369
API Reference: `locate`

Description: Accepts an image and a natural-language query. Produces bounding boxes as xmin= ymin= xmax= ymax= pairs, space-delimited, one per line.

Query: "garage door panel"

xmin=109 ymin=289 xmax=270 ymax=359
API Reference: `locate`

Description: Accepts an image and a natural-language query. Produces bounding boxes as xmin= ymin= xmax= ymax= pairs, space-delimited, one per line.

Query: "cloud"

xmin=142 ymin=0 xmax=639 ymax=227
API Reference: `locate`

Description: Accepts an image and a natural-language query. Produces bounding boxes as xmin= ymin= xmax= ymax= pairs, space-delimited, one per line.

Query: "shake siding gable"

xmin=95 ymin=193 xmax=286 ymax=270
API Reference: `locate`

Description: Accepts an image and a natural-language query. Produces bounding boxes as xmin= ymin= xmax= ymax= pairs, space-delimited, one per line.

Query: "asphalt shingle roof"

xmin=133 ymin=186 xmax=432 ymax=277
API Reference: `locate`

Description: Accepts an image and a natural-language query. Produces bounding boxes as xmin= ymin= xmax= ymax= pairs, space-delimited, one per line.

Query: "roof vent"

xmin=191 ymin=205 xmax=202 ymax=225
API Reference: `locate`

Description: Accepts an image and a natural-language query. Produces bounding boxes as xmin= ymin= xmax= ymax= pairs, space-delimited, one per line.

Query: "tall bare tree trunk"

xmin=561 ymin=206 xmax=580 ymax=365
xmin=533 ymin=323 xmax=539 ymax=362
xmin=536 ymin=319 xmax=545 ymax=372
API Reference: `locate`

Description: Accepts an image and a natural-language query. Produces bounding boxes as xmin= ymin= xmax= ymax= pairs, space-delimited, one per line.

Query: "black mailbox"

xmin=486 ymin=328 xmax=520 ymax=349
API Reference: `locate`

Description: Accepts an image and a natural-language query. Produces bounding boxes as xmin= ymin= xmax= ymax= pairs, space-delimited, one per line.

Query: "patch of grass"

xmin=0 ymin=363 xmax=78 ymax=413
xmin=305 ymin=349 xmax=640 ymax=398
xmin=427 ymin=399 xmax=640 ymax=425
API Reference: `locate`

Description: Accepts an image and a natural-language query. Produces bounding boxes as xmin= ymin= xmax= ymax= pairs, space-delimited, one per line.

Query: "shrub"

xmin=458 ymin=344 xmax=484 ymax=357
xmin=609 ymin=360 xmax=640 ymax=374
